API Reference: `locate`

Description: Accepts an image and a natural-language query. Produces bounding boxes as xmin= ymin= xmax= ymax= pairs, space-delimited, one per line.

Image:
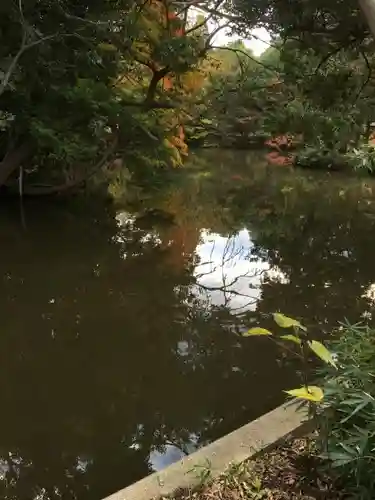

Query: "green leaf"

xmin=285 ymin=386 xmax=324 ymax=402
xmin=322 ymin=451 xmax=356 ymax=467
xmin=273 ymin=313 xmax=307 ymax=331
xmin=243 ymin=327 xmax=273 ymax=337
xmin=97 ymin=42 xmax=117 ymax=52
xmin=340 ymin=400 xmax=370 ymax=424
xmin=280 ymin=334 xmax=301 ymax=345
xmin=308 ymin=340 xmax=337 ymax=368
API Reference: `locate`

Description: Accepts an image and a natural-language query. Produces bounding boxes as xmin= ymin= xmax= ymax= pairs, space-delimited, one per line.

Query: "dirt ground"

xmin=165 ymin=437 xmax=343 ymax=500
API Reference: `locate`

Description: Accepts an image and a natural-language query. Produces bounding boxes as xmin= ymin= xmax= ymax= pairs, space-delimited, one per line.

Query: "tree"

xmin=0 ymin=0 xmax=224 ymax=195
xmin=182 ymin=0 xmax=375 ymax=167
xmin=4 ymin=0 xmax=375 ymax=192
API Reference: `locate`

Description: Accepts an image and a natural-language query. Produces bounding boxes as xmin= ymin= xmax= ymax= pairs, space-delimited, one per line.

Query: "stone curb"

xmin=103 ymin=401 xmax=307 ymax=500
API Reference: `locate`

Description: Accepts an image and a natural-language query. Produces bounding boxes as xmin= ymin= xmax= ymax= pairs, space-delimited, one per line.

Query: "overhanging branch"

xmin=0 ymin=33 xmax=58 ymax=97
xmin=355 ymin=49 xmax=372 ymax=100
xmin=208 ymin=45 xmax=280 ymax=74
xmin=145 ymin=66 xmax=170 ymax=103
xmin=19 ymin=138 xmax=118 ymax=196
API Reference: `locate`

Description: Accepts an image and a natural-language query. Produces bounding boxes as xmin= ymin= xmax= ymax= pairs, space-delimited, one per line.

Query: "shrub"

xmin=294 ymin=147 xmax=347 ymax=171
xmin=346 ymin=144 xmax=375 ymax=174
xmin=315 ymin=323 xmax=375 ymax=499
xmin=244 ymin=313 xmax=336 ymax=403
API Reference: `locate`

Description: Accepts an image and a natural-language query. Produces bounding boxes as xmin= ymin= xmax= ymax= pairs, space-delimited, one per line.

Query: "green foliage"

xmin=294 ymin=148 xmax=348 ymax=171
xmin=308 ymin=340 xmax=337 ymax=368
xmin=347 ymin=144 xmax=375 ymax=174
xmin=231 ymin=0 xmax=368 ymax=53
xmin=316 ymin=323 xmax=375 ymax=499
xmin=273 ymin=312 xmax=306 ymax=330
xmin=160 ymin=4 xmax=375 ymax=176
xmin=186 ymin=5 xmax=375 ymax=172
xmin=280 ymin=334 xmax=301 ymax=345
xmin=243 ymin=313 xmax=335 ymax=403
xmin=0 ymin=0 xmax=212 ymax=194
xmin=2 ymin=0 xmax=375 ymax=193
xmin=245 ymin=327 xmax=273 ymax=336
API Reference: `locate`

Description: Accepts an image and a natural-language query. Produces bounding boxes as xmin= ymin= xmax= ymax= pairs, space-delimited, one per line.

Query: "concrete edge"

xmin=103 ymin=401 xmax=308 ymax=500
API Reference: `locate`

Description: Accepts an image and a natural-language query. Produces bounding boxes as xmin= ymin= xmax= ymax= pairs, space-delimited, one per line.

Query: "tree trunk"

xmin=359 ymin=0 xmax=375 ymax=37
xmin=0 ymin=143 xmax=32 ymax=188
xmin=145 ymin=67 xmax=170 ymax=104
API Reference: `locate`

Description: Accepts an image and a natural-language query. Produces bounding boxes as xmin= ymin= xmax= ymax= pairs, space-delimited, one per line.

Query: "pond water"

xmin=2 ymin=149 xmax=375 ymax=499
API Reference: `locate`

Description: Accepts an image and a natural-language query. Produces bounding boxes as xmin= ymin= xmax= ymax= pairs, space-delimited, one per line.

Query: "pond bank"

xmin=172 ymin=435 xmax=342 ymax=500
xmin=103 ymin=402 xmax=307 ymax=500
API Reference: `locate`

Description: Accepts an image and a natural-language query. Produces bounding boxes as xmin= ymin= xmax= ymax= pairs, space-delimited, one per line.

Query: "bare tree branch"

xmin=208 ymin=45 xmax=279 ymax=74
xmin=145 ymin=66 xmax=171 ymax=103
xmin=1 ymin=1 xmax=101 ymax=98
xmin=18 ymin=0 xmax=26 ymax=29
xmin=185 ymin=13 xmax=213 ymax=35
xmin=185 ymin=0 xmax=225 ymax=35
xmin=133 ymin=55 xmax=157 ymax=71
xmin=355 ymin=49 xmax=372 ymax=100
xmin=137 ymin=0 xmax=152 ymax=14
xmin=313 ymin=42 xmax=355 ymax=74
xmin=58 ymin=4 xmax=110 ymax=26
xmin=18 ymin=138 xmax=118 ymax=196
xmin=0 ymin=33 xmax=58 ymax=98
xmin=203 ymin=22 xmax=230 ymax=50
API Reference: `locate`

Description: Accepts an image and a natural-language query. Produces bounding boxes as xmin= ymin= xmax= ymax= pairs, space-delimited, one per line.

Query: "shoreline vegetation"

xmin=3 ymin=1 xmax=375 ymax=198
xmin=167 ymin=321 xmax=375 ymax=500
xmin=166 ymin=437 xmax=342 ymax=500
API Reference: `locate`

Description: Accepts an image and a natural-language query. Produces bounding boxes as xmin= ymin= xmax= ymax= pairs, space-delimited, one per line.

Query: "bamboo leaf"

xmin=308 ymin=340 xmax=337 ymax=368
xmin=243 ymin=327 xmax=273 ymax=337
xmin=273 ymin=313 xmax=307 ymax=331
xmin=285 ymin=386 xmax=324 ymax=402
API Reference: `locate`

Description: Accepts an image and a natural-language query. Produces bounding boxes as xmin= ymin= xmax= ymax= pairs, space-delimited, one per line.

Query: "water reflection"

xmin=1 ymin=150 xmax=375 ymax=499
xmin=194 ymin=230 xmax=287 ymax=313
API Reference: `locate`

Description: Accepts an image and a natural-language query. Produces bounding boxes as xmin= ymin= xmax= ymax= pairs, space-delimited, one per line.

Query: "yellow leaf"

xmin=273 ymin=313 xmax=307 ymax=331
xmin=308 ymin=340 xmax=337 ymax=368
xmin=285 ymin=386 xmax=324 ymax=402
xmin=280 ymin=334 xmax=301 ymax=345
xmin=243 ymin=327 xmax=273 ymax=337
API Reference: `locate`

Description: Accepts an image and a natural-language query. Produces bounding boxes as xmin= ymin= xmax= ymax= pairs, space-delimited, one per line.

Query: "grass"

xmin=163 ymin=437 xmax=343 ymax=500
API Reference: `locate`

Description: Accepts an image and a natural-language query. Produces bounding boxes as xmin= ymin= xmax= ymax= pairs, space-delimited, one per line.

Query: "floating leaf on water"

xmin=280 ymin=334 xmax=301 ymax=345
xmin=308 ymin=340 xmax=337 ymax=368
xmin=285 ymin=386 xmax=324 ymax=402
xmin=243 ymin=327 xmax=273 ymax=337
xmin=273 ymin=313 xmax=307 ymax=331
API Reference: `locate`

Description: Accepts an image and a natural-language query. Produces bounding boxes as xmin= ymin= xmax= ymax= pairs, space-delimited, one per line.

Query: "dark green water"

xmin=2 ymin=150 xmax=375 ymax=499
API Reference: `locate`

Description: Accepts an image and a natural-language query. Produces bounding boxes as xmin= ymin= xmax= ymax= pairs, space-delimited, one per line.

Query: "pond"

xmin=2 ymin=149 xmax=375 ymax=499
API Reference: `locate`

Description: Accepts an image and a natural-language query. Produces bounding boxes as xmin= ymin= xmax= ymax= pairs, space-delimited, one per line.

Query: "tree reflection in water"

xmin=1 ymin=150 xmax=375 ymax=499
